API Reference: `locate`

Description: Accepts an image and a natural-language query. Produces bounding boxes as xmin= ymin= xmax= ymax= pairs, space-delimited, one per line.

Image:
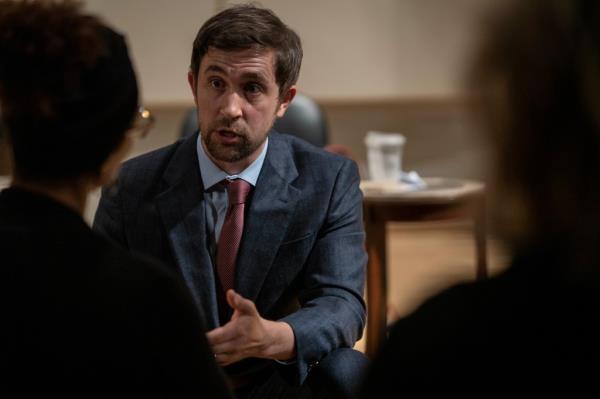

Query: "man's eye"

xmin=245 ymin=83 xmax=262 ymax=95
xmin=209 ymin=79 xmax=224 ymax=90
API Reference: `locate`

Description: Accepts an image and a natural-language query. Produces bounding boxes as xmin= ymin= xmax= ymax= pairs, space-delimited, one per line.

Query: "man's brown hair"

xmin=190 ymin=4 xmax=302 ymax=98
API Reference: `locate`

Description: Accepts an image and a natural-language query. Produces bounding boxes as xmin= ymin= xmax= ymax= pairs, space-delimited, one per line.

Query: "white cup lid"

xmin=364 ymin=131 xmax=406 ymax=147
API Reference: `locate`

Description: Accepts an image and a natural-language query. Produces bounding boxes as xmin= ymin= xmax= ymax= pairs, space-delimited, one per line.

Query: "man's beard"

xmin=202 ymin=117 xmax=272 ymax=163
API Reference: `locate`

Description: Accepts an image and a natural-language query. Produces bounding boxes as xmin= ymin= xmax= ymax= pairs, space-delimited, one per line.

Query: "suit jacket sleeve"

xmin=281 ymin=158 xmax=367 ymax=383
xmin=93 ymin=183 xmax=128 ymax=248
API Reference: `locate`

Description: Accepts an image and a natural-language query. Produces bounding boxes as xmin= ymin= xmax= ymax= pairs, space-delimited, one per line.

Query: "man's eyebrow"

xmin=240 ymin=71 xmax=270 ymax=85
xmin=204 ymin=64 xmax=226 ymax=74
xmin=204 ymin=64 xmax=269 ymax=84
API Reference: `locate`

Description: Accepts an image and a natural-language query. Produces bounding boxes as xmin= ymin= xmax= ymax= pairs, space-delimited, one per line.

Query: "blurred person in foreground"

xmin=94 ymin=4 xmax=368 ymax=398
xmin=0 ymin=1 xmax=232 ymax=397
xmin=361 ymin=0 xmax=600 ymax=395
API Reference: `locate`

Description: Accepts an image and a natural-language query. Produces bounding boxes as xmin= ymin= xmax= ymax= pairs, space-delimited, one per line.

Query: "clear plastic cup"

xmin=364 ymin=131 xmax=406 ymax=182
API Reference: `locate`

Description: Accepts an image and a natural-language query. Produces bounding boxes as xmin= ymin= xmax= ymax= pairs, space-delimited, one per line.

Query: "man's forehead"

xmin=201 ymin=47 xmax=276 ymax=76
xmin=206 ymin=45 xmax=272 ymax=58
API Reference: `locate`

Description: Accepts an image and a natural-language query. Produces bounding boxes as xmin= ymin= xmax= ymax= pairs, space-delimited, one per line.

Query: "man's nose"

xmin=219 ymin=91 xmax=244 ymax=119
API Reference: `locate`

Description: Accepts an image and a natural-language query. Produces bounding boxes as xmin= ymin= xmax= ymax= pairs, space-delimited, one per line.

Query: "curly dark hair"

xmin=190 ymin=3 xmax=302 ymax=98
xmin=0 ymin=0 xmax=138 ymax=181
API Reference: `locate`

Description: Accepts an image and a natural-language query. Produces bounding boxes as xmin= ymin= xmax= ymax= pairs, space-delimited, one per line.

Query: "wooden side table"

xmin=361 ymin=177 xmax=486 ymax=357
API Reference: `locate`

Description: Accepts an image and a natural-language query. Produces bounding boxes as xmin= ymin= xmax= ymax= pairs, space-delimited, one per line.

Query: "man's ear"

xmin=188 ymin=71 xmax=198 ymax=104
xmin=276 ymin=86 xmax=297 ymax=118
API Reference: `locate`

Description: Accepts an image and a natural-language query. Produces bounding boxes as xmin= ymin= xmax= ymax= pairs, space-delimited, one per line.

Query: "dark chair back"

xmin=179 ymin=92 xmax=329 ymax=147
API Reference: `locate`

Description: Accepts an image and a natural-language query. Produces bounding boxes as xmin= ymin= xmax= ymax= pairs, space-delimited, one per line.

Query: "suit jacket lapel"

xmin=236 ymin=135 xmax=300 ymax=303
xmin=154 ymin=133 xmax=220 ymax=329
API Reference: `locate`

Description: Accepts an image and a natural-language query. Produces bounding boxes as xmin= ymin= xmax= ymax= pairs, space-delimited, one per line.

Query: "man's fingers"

xmin=214 ymin=352 xmax=241 ymax=367
xmin=210 ymin=339 xmax=240 ymax=356
xmin=206 ymin=324 xmax=237 ymax=346
xmin=226 ymin=289 xmax=257 ymax=315
xmin=208 ymin=291 xmax=263 ymax=367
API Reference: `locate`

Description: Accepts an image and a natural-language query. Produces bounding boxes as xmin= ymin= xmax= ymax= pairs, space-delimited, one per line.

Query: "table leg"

xmin=474 ymin=194 xmax=488 ymax=280
xmin=365 ymin=208 xmax=387 ymax=358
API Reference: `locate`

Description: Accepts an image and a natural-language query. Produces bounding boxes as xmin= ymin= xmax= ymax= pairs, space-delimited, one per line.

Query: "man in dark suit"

xmin=94 ymin=4 xmax=368 ymax=398
xmin=0 ymin=1 xmax=232 ymax=397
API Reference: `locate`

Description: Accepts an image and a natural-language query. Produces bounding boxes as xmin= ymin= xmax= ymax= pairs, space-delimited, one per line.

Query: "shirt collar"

xmin=196 ymin=133 xmax=268 ymax=190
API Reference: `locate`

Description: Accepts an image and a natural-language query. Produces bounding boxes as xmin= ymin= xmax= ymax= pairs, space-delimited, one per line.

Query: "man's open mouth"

xmin=216 ymin=129 xmax=239 ymax=137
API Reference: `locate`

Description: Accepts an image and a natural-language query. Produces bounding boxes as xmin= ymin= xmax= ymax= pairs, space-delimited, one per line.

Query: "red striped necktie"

xmin=216 ymin=178 xmax=252 ymax=294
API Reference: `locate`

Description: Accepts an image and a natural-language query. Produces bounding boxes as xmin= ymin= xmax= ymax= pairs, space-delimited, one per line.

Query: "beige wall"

xmin=85 ymin=0 xmax=215 ymax=105
xmin=258 ymin=0 xmax=494 ymax=100
xmin=84 ymin=0 xmax=497 ymax=104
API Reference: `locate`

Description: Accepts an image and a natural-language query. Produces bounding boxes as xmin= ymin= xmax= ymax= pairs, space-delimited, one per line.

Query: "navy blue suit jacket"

xmin=93 ymin=131 xmax=367 ymax=383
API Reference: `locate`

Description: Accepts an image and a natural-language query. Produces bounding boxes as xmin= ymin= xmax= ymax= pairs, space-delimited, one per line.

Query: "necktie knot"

xmin=225 ymin=179 xmax=252 ymax=204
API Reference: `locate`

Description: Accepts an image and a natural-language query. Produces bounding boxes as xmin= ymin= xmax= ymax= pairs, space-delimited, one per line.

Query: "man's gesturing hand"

xmin=207 ymin=290 xmax=296 ymax=366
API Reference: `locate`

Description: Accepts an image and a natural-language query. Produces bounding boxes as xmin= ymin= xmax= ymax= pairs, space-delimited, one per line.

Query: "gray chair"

xmin=179 ymin=92 xmax=329 ymax=148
